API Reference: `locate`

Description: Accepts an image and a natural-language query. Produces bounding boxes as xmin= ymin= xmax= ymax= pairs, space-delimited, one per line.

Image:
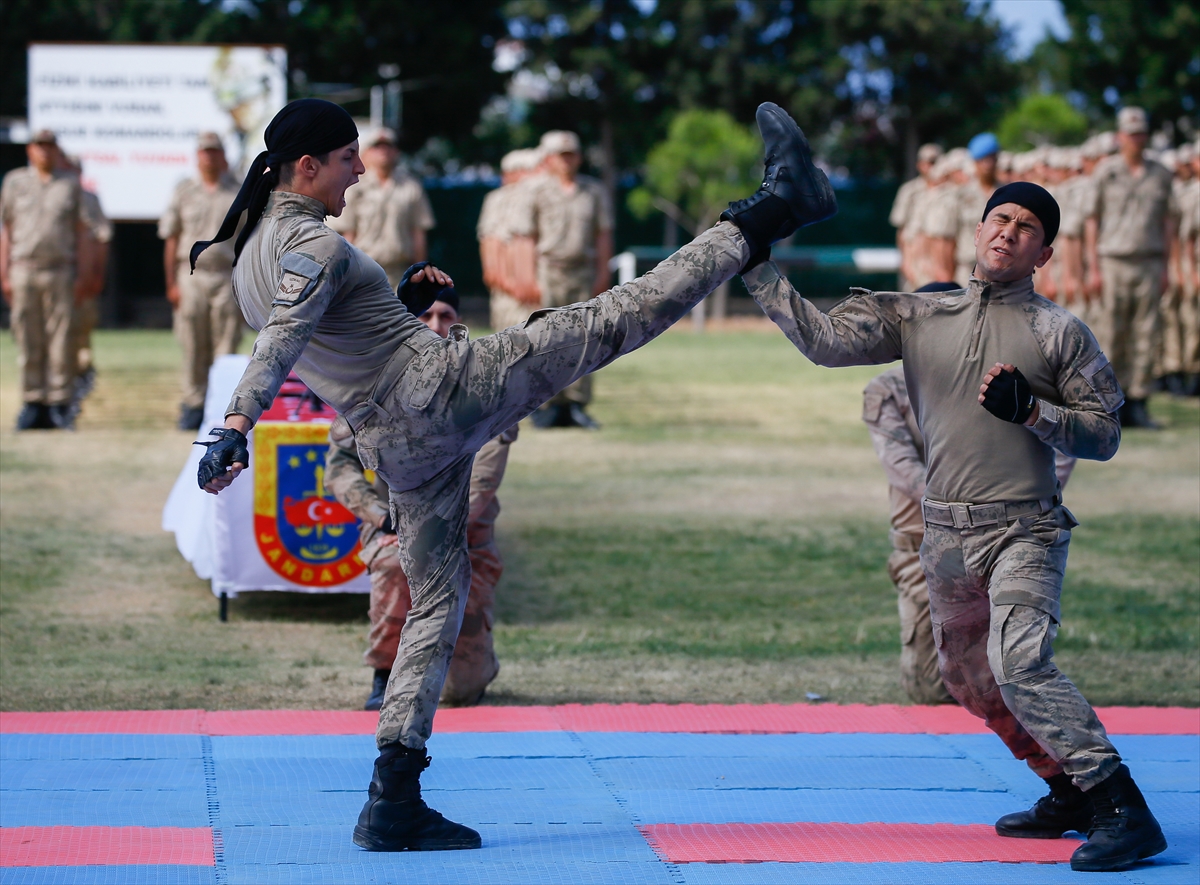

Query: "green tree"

xmin=627 ymin=109 xmax=761 ymax=236
xmin=997 ymin=93 xmax=1089 ymax=151
xmin=1032 ymin=0 xmax=1200 ymax=135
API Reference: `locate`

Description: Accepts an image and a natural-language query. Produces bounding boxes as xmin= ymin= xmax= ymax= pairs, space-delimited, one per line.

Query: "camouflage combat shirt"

xmin=225 ymin=191 xmax=431 ymax=424
xmin=745 ymin=267 xmax=1124 ymax=505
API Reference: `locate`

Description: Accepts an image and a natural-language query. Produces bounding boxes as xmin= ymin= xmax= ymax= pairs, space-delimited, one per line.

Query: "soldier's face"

xmin=974 ymin=203 xmax=1053 ymax=282
xmin=309 ymin=140 xmax=366 ymax=217
xmin=419 ymin=301 xmax=459 ymax=338
xmin=547 ymin=150 xmax=581 ymax=177
xmin=27 ymin=142 xmax=57 ymax=173
xmin=365 ymin=143 xmax=398 ymax=174
xmin=197 ymin=148 xmax=227 ymax=177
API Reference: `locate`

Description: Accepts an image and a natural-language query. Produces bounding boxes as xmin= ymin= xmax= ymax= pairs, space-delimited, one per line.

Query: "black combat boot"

xmin=15 ymin=403 xmax=46 ymax=431
xmin=178 ymin=406 xmax=205 ymax=432
xmin=364 ymin=669 xmax=389 ymax=712
xmin=995 ymin=773 xmax=1094 ymax=838
xmin=720 ymin=102 xmax=837 ymax=271
xmin=1070 ymin=764 xmax=1167 ymax=872
xmin=353 ymin=743 xmax=481 ymax=852
xmin=47 ymin=403 xmax=74 ymax=430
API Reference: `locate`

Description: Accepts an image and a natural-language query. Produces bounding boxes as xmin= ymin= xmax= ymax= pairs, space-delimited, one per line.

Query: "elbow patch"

xmin=273 ymin=252 xmax=323 ymax=306
xmin=1079 ymin=353 xmax=1124 ymax=413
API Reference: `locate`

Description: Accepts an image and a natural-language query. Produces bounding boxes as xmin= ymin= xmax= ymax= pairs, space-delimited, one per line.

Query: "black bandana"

xmin=189 ymin=98 xmax=358 ymax=270
xmin=982 ymin=181 xmax=1060 ymax=246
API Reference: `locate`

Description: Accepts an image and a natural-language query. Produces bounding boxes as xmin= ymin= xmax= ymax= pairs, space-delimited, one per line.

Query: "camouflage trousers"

xmin=921 ymin=504 xmax=1121 ymax=790
xmin=1095 ymin=256 xmax=1164 ymax=399
xmin=538 ymin=260 xmax=597 ymax=406
xmin=9 ymin=264 xmax=76 ymax=405
xmin=351 ymin=222 xmax=747 ymax=749
xmin=71 ymin=296 xmax=99 ymax=375
xmin=888 ymin=529 xmax=953 ymax=705
xmin=359 ymin=434 xmax=511 ymax=706
xmin=1159 ymin=275 xmax=1200 ymax=376
xmin=175 ymin=268 xmax=243 ymax=410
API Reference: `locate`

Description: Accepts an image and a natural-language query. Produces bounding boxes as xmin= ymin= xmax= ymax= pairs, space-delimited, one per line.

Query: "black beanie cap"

xmin=981 ymin=181 xmax=1060 ymax=246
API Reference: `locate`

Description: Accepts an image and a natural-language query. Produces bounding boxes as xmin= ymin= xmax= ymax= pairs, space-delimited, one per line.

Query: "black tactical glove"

xmin=195 ymin=427 xmax=250 ymax=489
xmin=981 ymin=366 xmax=1037 ymax=424
xmin=397 ymin=261 xmax=455 ymax=318
xmin=379 ymin=513 xmax=396 ymax=535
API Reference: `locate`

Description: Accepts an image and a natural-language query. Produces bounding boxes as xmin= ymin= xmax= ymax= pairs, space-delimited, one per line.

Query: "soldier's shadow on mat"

xmin=223 ymin=591 xmax=368 ymax=623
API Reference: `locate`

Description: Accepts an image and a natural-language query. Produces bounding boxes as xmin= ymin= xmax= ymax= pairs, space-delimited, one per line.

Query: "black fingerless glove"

xmin=195 ymin=427 xmax=250 ymax=489
xmin=397 ymin=261 xmax=455 ymax=318
xmin=379 ymin=513 xmax=396 ymax=535
xmin=981 ymin=366 xmax=1037 ymax=424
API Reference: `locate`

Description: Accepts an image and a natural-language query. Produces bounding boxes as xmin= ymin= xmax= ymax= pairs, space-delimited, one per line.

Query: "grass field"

xmin=1 ymin=326 xmax=1197 ymax=712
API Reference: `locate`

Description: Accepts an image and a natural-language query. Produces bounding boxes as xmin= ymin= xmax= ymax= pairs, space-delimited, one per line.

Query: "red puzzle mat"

xmin=0 ymin=826 xmax=214 ymax=867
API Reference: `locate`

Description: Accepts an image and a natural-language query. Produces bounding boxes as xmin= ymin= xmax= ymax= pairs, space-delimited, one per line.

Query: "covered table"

xmin=163 ymin=355 xmax=370 ymax=619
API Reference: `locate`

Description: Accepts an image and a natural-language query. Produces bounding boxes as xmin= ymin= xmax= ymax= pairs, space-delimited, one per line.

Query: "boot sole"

xmin=352 ymin=825 xmax=481 ymax=852
xmin=757 ymin=103 xmax=838 ymax=227
xmin=995 ymin=825 xmax=1082 ymax=839
xmin=1070 ymin=832 xmax=1168 ymax=872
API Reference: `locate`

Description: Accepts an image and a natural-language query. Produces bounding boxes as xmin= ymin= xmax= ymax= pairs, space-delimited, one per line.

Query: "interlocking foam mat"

xmin=1 ymin=705 xmax=1196 ymax=884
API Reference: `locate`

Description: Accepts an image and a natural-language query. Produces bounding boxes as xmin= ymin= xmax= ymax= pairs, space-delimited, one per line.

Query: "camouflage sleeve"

xmin=225 ymin=237 xmax=353 ymax=424
xmin=863 ymin=381 xmax=926 ymax=502
xmin=80 ymin=192 xmax=112 ymax=244
xmin=324 ymin=416 xmax=390 ymax=530
xmin=468 ymin=425 xmax=516 ymax=523
xmin=157 ymin=182 xmax=183 ymax=240
xmin=415 ymin=187 xmax=435 ymax=230
xmin=743 ymin=261 xmax=905 ymax=367
xmin=1026 ymin=314 xmax=1123 ymax=461
xmin=0 ymin=172 xmax=14 ymax=228
xmin=888 ymin=180 xmax=912 ymax=230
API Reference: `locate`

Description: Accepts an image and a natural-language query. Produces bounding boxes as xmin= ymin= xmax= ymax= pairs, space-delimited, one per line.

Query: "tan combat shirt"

xmin=888 ymin=176 xmax=926 ymax=238
xmin=80 ymin=190 xmax=112 ymax=245
xmin=1057 ymin=175 xmax=1089 ymax=241
xmin=339 ymin=171 xmax=434 ymax=269
xmin=225 ymin=191 xmax=430 ymax=424
xmin=1180 ymin=178 xmax=1200 ymax=247
xmin=954 ymin=181 xmax=994 ymax=266
xmin=1086 ymin=155 xmax=1177 ymax=257
xmin=862 ymin=367 xmax=925 ymax=535
xmin=510 ymin=174 xmax=612 ymax=266
xmin=0 ymin=167 xmax=87 ymax=268
xmin=477 ymin=183 xmax=520 ymax=242
xmin=746 ymin=265 xmax=1123 ymax=505
xmin=158 ymin=173 xmax=241 ymax=273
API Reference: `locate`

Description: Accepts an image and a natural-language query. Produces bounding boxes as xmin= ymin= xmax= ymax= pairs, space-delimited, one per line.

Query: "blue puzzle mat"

xmin=2 ymin=725 xmax=1196 ymax=884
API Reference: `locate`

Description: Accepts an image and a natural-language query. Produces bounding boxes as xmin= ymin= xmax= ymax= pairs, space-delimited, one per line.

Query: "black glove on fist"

xmin=981 ymin=366 xmax=1037 ymax=424
xmin=195 ymin=427 xmax=250 ymax=489
xmin=397 ymin=261 xmax=454 ymax=318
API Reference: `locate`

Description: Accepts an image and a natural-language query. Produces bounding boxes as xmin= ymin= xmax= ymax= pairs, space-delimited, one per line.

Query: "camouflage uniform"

xmin=906 ymin=182 xmax=957 ymax=289
xmin=0 ymin=167 xmax=89 ymax=405
xmin=335 ymin=170 xmax=434 ymax=289
xmin=864 ymin=365 xmax=1078 ymax=706
xmin=477 ymin=180 xmax=536 ymax=332
xmin=748 ymin=263 xmax=1125 ymax=789
xmin=1159 ymin=172 xmax=1190 ymax=379
xmin=158 ymin=173 xmax=244 ymax=411
xmin=225 ymin=192 xmax=749 ymax=748
xmin=326 ymin=416 xmax=516 ymax=704
xmin=509 ymin=173 xmax=613 ymax=406
xmin=1056 ymin=173 xmax=1091 ymax=326
xmin=1085 ymin=154 xmax=1177 ymax=399
xmin=1180 ymin=176 xmax=1200 ymax=376
xmin=952 ymin=181 xmax=995 ymax=287
xmin=71 ymin=188 xmax=112 ymax=378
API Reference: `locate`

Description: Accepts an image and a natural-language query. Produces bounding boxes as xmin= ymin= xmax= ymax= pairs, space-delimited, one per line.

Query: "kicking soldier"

xmin=191 ymin=98 xmax=835 ymax=852
xmin=743 ymin=163 xmax=1164 ymax=871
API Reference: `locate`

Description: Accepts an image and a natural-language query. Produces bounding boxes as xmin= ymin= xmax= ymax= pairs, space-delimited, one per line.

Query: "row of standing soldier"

xmin=891 ymin=106 xmax=1200 ymax=431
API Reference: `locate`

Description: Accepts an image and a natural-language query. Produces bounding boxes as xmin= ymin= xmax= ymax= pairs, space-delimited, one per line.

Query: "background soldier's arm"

xmin=0 ymin=225 xmax=10 ymax=304
xmin=468 ymin=429 xmax=516 ymax=523
xmin=325 ymin=420 xmax=390 ymax=532
xmin=744 ymin=262 xmax=906 ymax=367
xmin=864 ymin=392 xmax=926 ymax=503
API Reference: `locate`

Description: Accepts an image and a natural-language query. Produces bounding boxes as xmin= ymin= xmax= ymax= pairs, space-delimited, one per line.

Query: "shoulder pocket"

xmin=1079 ymin=352 xmax=1124 ymax=413
xmin=273 ymin=252 xmax=323 ymax=307
xmin=862 ymin=391 xmax=884 ymax=423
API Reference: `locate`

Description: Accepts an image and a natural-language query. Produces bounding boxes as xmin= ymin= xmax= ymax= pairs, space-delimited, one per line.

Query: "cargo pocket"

xmin=395 ymin=345 xmax=449 ymax=413
xmin=988 ymin=603 xmax=1057 ymax=685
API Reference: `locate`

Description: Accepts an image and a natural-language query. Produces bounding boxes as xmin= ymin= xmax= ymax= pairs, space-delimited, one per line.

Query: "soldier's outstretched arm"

xmin=742 ymin=262 xmax=906 ymax=367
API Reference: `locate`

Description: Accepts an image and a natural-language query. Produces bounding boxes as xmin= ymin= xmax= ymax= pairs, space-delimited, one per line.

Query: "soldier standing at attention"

xmin=193 ymin=98 xmax=836 ymax=852
xmin=334 ymin=127 xmax=434 ymax=289
xmin=1 ymin=129 xmax=95 ymax=430
xmin=1084 ymin=107 xmax=1178 ymax=429
xmin=477 ymin=148 xmax=542 ymax=331
xmin=1157 ymin=145 xmax=1193 ymax=396
xmin=61 ymin=153 xmax=112 ymax=413
xmin=953 ymin=134 xmax=1000 ymax=286
xmin=747 ymin=172 xmax=1165 ymax=872
xmin=327 ymin=286 xmax=515 ymax=712
xmin=509 ymin=130 xmax=613 ymax=429
xmin=1179 ymin=144 xmax=1200 ymax=396
xmin=159 ymin=132 xmax=244 ymax=431
xmin=889 ymin=143 xmax=942 ymax=291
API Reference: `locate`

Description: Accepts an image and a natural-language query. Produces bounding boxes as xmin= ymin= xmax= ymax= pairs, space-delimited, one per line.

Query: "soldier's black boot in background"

xmin=15 ymin=403 xmax=47 ymax=431
xmin=720 ymin=102 xmax=837 ymax=270
xmin=995 ymin=773 xmax=1094 ymax=838
xmin=364 ymin=669 xmax=389 ymax=712
xmin=1120 ymin=398 xmax=1160 ymax=430
xmin=47 ymin=403 xmax=74 ymax=430
xmin=178 ymin=405 xmax=205 ymax=432
xmin=353 ymin=743 xmax=481 ymax=851
xmin=1070 ymin=764 xmax=1166 ymax=872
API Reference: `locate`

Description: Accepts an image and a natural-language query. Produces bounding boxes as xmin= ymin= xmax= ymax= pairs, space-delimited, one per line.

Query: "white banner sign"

xmin=28 ymin=43 xmax=287 ymax=220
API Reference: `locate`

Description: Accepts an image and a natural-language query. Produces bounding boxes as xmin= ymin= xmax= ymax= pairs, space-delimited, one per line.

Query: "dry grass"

xmin=1 ymin=326 xmax=1196 ymax=712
